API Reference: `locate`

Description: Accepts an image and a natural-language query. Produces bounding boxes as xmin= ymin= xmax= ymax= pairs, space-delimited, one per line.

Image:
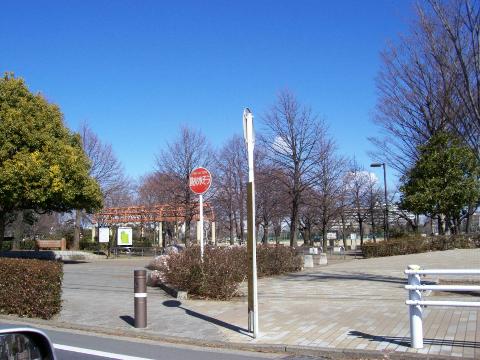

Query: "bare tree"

xmin=255 ymin=152 xmax=289 ymax=244
xmin=345 ymin=160 xmax=371 ymax=246
xmin=365 ymin=175 xmax=383 ymax=242
xmin=314 ymin=138 xmax=348 ymax=250
xmin=371 ymin=0 xmax=480 ymax=175
xmin=73 ymin=124 xmax=131 ymax=249
xmin=214 ymin=136 xmax=248 ymax=244
xmin=298 ymin=188 xmax=320 ymax=247
xmin=426 ymin=0 xmax=480 ymax=157
xmin=156 ymin=125 xmax=214 ymax=246
xmin=261 ymin=91 xmax=326 ymax=247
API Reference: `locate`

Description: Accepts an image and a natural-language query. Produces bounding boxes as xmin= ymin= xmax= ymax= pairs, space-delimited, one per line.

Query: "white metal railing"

xmin=404 ymin=265 xmax=480 ymax=349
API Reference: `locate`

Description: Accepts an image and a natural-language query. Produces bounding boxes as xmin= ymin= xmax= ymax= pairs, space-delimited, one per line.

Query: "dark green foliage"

xmin=0 ymin=258 xmax=63 ymax=319
xmin=362 ymin=235 xmax=479 ymax=258
xmin=133 ymin=237 xmax=153 ymax=247
xmin=1 ymin=240 xmax=12 ymax=251
xmin=155 ymin=245 xmax=302 ymax=300
xmin=0 ymin=74 xmax=103 ymax=243
xmin=79 ymin=240 xmax=108 ymax=252
xmin=17 ymin=239 xmax=36 ymax=250
xmin=400 ymin=132 xmax=480 ymax=221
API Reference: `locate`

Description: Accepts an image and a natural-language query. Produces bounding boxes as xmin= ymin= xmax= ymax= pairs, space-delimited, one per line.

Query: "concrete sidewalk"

xmin=57 ymin=249 xmax=479 ymax=359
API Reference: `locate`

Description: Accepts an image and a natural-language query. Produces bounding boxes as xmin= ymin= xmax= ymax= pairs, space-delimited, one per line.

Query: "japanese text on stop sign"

xmin=189 ymin=176 xmax=209 ymax=186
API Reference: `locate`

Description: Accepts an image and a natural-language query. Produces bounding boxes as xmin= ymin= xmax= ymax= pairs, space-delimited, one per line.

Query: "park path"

xmin=59 ymin=249 xmax=480 ymax=358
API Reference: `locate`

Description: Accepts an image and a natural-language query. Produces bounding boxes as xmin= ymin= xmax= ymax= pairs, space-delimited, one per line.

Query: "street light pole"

xmin=370 ymin=163 xmax=388 ymax=241
xmin=243 ymin=108 xmax=259 ymax=338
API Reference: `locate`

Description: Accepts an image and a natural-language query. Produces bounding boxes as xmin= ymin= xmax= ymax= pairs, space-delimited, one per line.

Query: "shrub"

xmin=151 ymin=245 xmax=302 ymax=300
xmin=18 ymin=239 xmax=37 ymax=250
xmin=362 ymin=235 xmax=479 ymax=258
xmin=0 ymin=258 xmax=63 ymax=319
xmin=1 ymin=240 xmax=13 ymax=251
xmin=133 ymin=237 xmax=153 ymax=247
xmin=257 ymin=245 xmax=303 ymax=277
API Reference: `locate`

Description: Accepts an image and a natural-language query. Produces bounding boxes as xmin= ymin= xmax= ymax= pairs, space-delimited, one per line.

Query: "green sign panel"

xmin=117 ymin=227 xmax=132 ymax=246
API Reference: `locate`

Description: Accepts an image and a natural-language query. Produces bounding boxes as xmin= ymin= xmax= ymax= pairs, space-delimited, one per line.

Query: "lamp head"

xmin=243 ymin=108 xmax=255 ymax=148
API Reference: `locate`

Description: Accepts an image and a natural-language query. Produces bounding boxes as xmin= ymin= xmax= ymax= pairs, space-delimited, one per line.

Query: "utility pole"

xmin=243 ymin=108 xmax=259 ymax=338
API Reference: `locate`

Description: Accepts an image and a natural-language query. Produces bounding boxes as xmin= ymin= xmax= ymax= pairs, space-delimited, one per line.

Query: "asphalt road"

xmin=0 ymin=322 xmax=292 ymax=360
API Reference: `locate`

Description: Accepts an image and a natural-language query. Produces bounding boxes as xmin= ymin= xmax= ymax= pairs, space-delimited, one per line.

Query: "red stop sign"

xmin=189 ymin=167 xmax=212 ymax=194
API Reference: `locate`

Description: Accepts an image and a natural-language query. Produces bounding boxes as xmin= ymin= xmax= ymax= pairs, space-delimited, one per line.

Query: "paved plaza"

xmin=53 ymin=249 xmax=479 ymax=358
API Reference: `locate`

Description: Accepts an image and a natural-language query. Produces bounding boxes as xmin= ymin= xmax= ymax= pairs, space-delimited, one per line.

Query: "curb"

xmin=0 ymin=315 xmax=473 ymax=360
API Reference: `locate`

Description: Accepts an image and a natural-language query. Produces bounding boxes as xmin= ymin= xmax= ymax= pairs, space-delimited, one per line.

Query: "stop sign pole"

xmin=243 ymin=108 xmax=259 ymax=338
xmin=189 ymin=167 xmax=212 ymax=260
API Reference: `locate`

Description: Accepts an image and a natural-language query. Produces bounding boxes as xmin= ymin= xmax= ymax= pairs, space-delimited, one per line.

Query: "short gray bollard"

xmin=134 ymin=269 xmax=147 ymax=328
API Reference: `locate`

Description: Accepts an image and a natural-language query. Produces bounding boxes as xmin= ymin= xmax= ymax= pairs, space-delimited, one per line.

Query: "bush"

xmin=257 ymin=245 xmax=303 ymax=277
xmin=79 ymin=240 xmax=110 ymax=253
xmin=133 ymin=237 xmax=153 ymax=247
xmin=1 ymin=240 xmax=13 ymax=251
xmin=362 ymin=235 xmax=479 ymax=258
xmin=151 ymin=245 xmax=302 ymax=300
xmin=0 ymin=258 xmax=63 ymax=319
xmin=18 ymin=239 xmax=37 ymax=250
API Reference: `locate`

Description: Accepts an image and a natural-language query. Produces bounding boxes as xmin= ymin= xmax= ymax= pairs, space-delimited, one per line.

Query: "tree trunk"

xmin=370 ymin=209 xmax=376 ymax=243
xmin=0 ymin=211 xmax=5 ymax=250
xmin=274 ymin=223 xmax=281 ymax=245
xmin=185 ymin=220 xmax=191 ymax=246
xmin=262 ymin=222 xmax=269 ymax=244
xmin=322 ymin=227 xmax=328 ymax=251
xmin=465 ymin=204 xmax=473 ymax=234
xmin=73 ymin=209 xmax=82 ymax=250
xmin=229 ymin=211 xmax=235 ymax=245
xmin=437 ymin=216 xmax=445 ymax=235
xmin=359 ymin=219 xmax=364 ymax=247
xmin=305 ymin=226 xmax=312 ymax=247
xmin=289 ymin=197 xmax=299 ymax=247
xmin=341 ymin=215 xmax=348 ymax=250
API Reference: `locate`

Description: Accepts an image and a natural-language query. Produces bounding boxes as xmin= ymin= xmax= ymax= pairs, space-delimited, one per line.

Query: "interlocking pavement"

xmin=57 ymin=249 xmax=479 ymax=358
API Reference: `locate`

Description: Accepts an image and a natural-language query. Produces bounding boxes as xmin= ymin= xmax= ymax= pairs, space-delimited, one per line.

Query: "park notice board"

xmin=117 ymin=227 xmax=133 ymax=246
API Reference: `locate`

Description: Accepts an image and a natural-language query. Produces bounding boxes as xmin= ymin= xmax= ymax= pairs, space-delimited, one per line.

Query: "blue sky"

xmin=0 ymin=0 xmax=414 ymax=184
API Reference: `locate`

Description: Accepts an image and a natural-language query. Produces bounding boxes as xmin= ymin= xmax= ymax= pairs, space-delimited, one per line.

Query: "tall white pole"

xmin=244 ymin=108 xmax=258 ymax=338
xmin=199 ymin=194 xmax=204 ymax=260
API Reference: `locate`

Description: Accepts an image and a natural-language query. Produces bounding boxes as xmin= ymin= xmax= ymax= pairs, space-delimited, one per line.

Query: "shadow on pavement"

xmin=349 ymin=330 xmax=480 ymax=348
xmin=162 ymin=300 xmax=249 ymax=335
xmin=285 ymin=272 xmax=407 ymax=285
xmin=120 ymin=315 xmax=134 ymax=326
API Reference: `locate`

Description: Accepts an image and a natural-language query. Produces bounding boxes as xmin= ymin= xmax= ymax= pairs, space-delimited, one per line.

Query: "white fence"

xmin=404 ymin=265 xmax=480 ymax=349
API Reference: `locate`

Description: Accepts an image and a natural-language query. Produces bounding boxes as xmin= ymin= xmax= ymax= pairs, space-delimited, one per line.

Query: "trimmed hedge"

xmin=362 ymin=235 xmax=479 ymax=258
xmin=1 ymin=240 xmax=13 ymax=251
xmin=0 ymin=258 xmax=63 ymax=319
xmin=151 ymin=245 xmax=302 ymax=300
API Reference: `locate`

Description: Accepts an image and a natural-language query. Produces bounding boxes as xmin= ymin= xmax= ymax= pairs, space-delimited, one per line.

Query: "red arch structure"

xmin=93 ymin=203 xmax=215 ymax=226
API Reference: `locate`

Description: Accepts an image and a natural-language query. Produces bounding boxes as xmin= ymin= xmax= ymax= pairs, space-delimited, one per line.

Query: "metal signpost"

xmin=243 ymin=108 xmax=259 ymax=338
xmin=189 ymin=167 xmax=212 ymax=260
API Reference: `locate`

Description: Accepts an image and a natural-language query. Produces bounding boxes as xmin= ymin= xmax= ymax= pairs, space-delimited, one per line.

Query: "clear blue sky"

xmin=0 ymin=0 xmax=413 ymax=184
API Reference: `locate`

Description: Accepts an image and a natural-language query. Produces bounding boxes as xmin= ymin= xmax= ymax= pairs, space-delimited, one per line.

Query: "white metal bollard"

xmin=407 ymin=265 xmax=423 ymax=348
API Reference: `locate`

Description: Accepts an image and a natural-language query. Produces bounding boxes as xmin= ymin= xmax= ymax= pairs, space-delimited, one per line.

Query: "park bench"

xmin=36 ymin=238 xmax=66 ymax=251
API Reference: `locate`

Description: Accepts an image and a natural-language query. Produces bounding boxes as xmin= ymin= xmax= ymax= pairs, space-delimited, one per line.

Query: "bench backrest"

xmin=36 ymin=238 xmax=66 ymax=250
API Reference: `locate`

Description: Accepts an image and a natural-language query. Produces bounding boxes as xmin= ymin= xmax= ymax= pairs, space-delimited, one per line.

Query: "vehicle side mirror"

xmin=0 ymin=328 xmax=56 ymax=360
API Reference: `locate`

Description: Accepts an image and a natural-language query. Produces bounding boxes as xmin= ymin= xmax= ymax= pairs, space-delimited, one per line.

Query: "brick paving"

xmin=57 ymin=249 xmax=479 ymax=358
xmin=185 ymin=249 xmax=480 ymax=358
